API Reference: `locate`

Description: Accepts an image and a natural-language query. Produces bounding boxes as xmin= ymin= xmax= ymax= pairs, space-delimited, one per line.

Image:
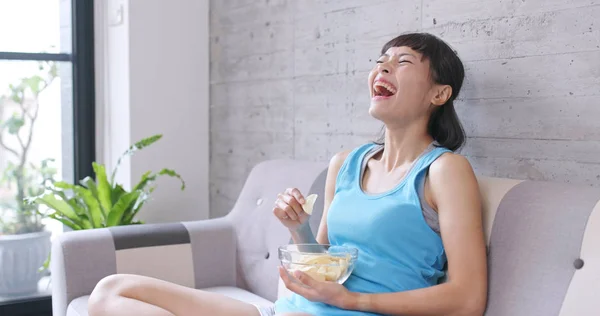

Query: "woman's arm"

xmin=346 ymin=153 xmax=488 ymax=316
xmin=289 ymin=151 xmax=350 ymax=245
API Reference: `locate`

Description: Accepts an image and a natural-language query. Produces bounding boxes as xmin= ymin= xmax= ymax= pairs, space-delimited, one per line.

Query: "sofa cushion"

xmin=202 ymin=286 xmax=274 ymax=306
xmin=476 ymin=176 xmax=523 ymax=245
xmin=66 ymin=296 xmax=90 ymax=316
xmin=66 ymin=287 xmax=273 ymax=316
xmin=228 ymin=160 xmax=327 ymax=302
xmin=559 ymin=199 xmax=600 ymax=315
xmin=485 ymin=180 xmax=600 ymax=316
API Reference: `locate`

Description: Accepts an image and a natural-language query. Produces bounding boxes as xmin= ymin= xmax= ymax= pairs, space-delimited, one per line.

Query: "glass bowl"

xmin=278 ymin=244 xmax=358 ymax=284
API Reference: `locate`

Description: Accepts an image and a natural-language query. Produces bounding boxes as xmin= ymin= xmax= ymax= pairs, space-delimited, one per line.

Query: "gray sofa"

xmin=52 ymin=159 xmax=600 ymax=315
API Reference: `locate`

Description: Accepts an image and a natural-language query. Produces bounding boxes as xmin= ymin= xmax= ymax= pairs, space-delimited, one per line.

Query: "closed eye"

xmin=399 ymin=60 xmax=412 ymax=64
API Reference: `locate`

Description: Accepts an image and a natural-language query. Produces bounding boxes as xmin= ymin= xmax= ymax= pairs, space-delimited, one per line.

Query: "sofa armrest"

xmin=52 ymin=218 xmax=236 ymax=316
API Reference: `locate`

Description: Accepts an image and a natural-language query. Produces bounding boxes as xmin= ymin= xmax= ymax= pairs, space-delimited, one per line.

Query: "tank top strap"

xmin=334 ymin=143 xmax=377 ymax=194
xmin=407 ymin=144 xmax=453 ymax=182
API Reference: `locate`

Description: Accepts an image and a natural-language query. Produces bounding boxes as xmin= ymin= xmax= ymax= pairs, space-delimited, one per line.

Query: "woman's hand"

xmin=278 ymin=266 xmax=355 ymax=309
xmin=273 ymin=188 xmax=310 ymax=231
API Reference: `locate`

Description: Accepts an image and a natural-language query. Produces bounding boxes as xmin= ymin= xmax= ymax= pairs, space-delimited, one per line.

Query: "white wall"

xmin=96 ymin=0 xmax=210 ymax=223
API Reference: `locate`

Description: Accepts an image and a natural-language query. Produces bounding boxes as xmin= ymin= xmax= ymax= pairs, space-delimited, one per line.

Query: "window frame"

xmin=0 ymin=0 xmax=95 ymax=314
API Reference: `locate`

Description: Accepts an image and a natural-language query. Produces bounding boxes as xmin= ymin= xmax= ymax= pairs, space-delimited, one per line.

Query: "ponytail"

xmin=428 ymin=100 xmax=465 ymax=151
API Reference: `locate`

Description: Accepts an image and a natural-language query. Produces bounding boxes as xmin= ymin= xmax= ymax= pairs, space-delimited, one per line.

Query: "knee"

xmin=88 ymin=274 xmax=134 ymax=315
xmin=92 ymin=274 xmax=133 ymax=296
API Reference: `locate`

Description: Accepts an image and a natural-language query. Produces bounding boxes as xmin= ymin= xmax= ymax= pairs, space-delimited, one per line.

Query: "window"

xmin=0 ymin=1 xmax=95 ymax=315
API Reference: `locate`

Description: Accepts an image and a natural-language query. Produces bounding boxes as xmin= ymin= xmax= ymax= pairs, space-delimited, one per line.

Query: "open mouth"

xmin=373 ymin=79 xmax=397 ymax=98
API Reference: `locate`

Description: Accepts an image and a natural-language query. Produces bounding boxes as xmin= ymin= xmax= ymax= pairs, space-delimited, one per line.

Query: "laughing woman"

xmin=88 ymin=32 xmax=487 ymax=316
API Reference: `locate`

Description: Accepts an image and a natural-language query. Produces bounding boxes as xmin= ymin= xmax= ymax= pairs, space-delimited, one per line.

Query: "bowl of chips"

xmin=278 ymin=244 xmax=359 ymax=284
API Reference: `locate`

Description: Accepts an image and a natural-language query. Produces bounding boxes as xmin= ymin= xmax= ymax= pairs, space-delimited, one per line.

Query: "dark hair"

xmin=378 ymin=32 xmax=466 ymax=151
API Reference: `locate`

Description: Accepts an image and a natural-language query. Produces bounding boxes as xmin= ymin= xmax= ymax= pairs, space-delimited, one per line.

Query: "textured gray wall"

xmin=209 ymin=0 xmax=600 ymax=218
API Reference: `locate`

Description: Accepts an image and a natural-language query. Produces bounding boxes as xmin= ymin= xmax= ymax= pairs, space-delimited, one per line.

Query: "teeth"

xmin=373 ymin=81 xmax=397 ymax=94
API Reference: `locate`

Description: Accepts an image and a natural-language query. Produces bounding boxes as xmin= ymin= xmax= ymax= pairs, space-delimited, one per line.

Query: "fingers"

xmin=286 ymin=188 xmax=305 ymax=204
xmin=294 ymin=270 xmax=317 ymax=288
xmin=280 ymin=193 xmax=305 ymax=219
xmin=279 ymin=266 xmax=291 ymax=283
xmin=273 ymin=188 xmax=307 ymax=222
xmin=274 ymin=199 xmax=298 ymax=221
xmin=279 ymin=267 xmax=316 ymax=299
xmin=273 ymin=206 xmax=290 ymax=221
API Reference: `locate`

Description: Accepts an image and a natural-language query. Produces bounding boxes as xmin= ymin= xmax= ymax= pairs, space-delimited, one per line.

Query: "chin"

xmin=368 ymin=103 xmax=387 ymax=122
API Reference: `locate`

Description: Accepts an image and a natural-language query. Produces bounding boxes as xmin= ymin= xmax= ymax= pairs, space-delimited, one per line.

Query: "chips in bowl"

xmin=290 ymin=253 xmax=350 ymax=282
xmin=279 ymin=244 xmax=358 ymax=284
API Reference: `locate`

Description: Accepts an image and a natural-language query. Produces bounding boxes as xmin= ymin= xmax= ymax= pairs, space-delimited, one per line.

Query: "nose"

xmin=378 ymin=62 xmax=391 ymax=74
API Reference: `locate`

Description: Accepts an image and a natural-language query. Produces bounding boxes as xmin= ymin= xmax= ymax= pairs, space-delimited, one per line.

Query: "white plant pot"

xmin=0 ymin=230 xmax=51 ymax=296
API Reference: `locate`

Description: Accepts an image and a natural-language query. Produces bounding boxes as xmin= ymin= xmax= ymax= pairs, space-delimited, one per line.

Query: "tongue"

xmin=376 ymin=86 xmax=393 ymax=97
xmin=381 ymin=87 xmax=393 ymax=97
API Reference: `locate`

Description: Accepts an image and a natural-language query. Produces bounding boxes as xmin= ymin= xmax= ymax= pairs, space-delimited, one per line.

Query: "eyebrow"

xmin=381 ymin=53 xmax=417 ymax=58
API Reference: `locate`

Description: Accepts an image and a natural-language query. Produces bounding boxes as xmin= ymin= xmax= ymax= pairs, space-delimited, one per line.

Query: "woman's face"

xmin=368 ymin=46 xmax=446 ymax=126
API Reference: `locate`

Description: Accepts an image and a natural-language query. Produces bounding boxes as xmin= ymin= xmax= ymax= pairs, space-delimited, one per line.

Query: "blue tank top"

xmin=275 ymin=143 xmax=451 ymax=315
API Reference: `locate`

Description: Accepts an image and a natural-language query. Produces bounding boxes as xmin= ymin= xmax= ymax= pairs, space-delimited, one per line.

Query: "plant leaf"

xmin=132 ymin=171 xmax=152 ymax=191
xmin=106 ymin=191 xmax=141 ymax=227
xmin=53 ymin=181 xmax=76 ymax=190
xmin=158 ymin=169 xmax=186 ymax=190
xmin=9 ymin=85 xmax=24 ymax=104
xmin=80 ymin=176 xmax=99 ymax=199
xmin=111 ymin=183 xmax=126 ymax=205
xmin=67 ymin=198 xmax=87 ymax=217
xmin=39 ymin=252 xmax=51 ymax=272
xmin=73 ymin=187 xmax=103 ymax=228
xmin=49 ymin=62 xmax=58 ymax=78
xmin=24 ymin=75 xmax=44 ymax=95
xmin=93 ymin=162 xmax=112 ymax=218
xmin=122 ymin=190 xmax=150 ymax=224
xmin=73 ymin=213 xmax=93 ymax=229
xmin=111 ymin=134 xmax=162 ymax=184
xmin=133 ymin=168 xmax=185 ymax=191
xmin=35 ymin=194 xmax=82 ymax=226
xmin=50 ymin=182 xmax=90 ymax=222
xmin=131 ymin=134 xmax=163 ymax=151
xmin=4 ymin=115 xmax=25 ymax=134
xmin=79 ymin=176 xmax=105 ymax=224
xmin=48 ymin=213 xmax=82 ymax=230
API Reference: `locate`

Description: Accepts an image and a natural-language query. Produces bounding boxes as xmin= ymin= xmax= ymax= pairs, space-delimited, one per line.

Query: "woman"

xmin=88 ymin=32 xmax=487 ymax=316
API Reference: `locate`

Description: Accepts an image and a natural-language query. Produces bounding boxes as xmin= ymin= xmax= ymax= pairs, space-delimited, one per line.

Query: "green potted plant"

xmin=32 ymin=134 xmax=185 ymax=235
xmin=0 ymin=61 xmax=57 ymax=296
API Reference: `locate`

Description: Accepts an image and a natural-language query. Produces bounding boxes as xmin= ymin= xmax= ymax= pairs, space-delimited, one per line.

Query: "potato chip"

xmin=305 ymin=268 xmax=326 ymax=282
xmin=302 ymin=194 xmax=318 ymax=215
xmin=289 ymin=252 xmax=349 ymax=282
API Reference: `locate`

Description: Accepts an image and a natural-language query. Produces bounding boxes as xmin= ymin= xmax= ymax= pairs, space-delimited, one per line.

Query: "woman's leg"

xmin=88 ymin=274 xmax=260 ymax=316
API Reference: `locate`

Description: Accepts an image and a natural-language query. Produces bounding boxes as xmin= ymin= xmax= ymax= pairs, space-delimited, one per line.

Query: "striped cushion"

xmin=112 ymin=223 xmax=195 ymax=287
xmin=52 ymin=218 xmax=237 ymax=316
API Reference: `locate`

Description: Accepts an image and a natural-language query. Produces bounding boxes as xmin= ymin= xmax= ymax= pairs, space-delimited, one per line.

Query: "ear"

xmin=430 ymin=85 xmax=452 ymax=106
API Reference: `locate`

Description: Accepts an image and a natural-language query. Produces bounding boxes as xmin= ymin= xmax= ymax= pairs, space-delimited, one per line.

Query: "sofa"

xmin=52 ymin=159 xmax=600 ymax=316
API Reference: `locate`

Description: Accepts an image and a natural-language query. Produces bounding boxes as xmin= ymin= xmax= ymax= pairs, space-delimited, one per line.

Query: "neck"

xmin=380 ymin=121 xmax=433 ymax=171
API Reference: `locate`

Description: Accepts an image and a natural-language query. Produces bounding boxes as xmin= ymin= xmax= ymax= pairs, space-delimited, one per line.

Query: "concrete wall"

xmin=209 ymin=0 xmax=600 ymax=218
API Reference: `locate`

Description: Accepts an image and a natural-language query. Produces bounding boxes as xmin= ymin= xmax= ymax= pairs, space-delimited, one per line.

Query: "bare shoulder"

xmin=427 ymin=152 xmax=480 ymax=209
xmin=323 ymin=150 xmax=352 ymax=195
xmin=329 ymin=150 xmax=352 ymax=171
xmin=429 ymin=152 xmax=476 ymax=182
